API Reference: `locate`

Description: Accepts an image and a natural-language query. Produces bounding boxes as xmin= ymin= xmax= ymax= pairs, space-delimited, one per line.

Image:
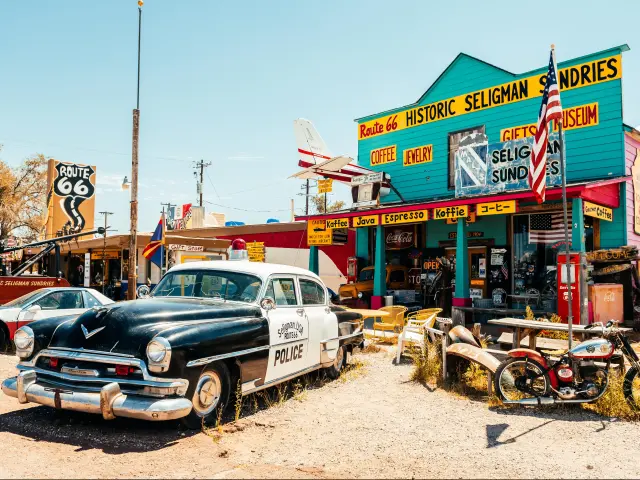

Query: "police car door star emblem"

xmin=81 ymin=324 xmax=105 ymax=339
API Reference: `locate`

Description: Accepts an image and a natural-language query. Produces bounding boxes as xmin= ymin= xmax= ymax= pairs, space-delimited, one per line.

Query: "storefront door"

xmin=445 ymin=246 xmax=488 ymax=299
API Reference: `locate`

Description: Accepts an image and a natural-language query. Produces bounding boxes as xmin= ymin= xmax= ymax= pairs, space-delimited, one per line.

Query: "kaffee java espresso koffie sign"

xmin=454 ymin=133 xmax=562 ymax=197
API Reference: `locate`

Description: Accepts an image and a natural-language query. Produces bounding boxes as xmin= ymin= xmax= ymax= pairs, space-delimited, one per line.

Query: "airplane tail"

xmin=293 ymin=118 xmax=332 ymax=166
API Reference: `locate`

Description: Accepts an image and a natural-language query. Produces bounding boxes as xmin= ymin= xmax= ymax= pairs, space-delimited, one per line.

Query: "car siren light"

xmin=230 ymin=238 xmax=249 ymax=261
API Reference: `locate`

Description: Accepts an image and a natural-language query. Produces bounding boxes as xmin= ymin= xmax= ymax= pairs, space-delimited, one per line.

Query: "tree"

xmin=0 ymin=149 xmax=49 ymax=242
xmin=310 ymin=194 xmax=345 ymax=214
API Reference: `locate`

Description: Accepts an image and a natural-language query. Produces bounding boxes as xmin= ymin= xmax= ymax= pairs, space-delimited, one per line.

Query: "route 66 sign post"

xmin=45 ymin=160 xmax=97 ymax=239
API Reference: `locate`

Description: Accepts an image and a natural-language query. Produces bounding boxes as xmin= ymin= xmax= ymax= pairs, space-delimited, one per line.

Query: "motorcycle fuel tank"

xmin=569 ymin=338 xmax=614 ymax=359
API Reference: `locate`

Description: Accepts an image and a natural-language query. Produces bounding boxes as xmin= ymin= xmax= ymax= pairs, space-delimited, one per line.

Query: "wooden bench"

xmin=497 ymin=332 xmax=568 ymax=351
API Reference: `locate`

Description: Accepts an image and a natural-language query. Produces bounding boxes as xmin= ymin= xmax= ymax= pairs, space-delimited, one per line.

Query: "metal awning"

xmin=295 ymin=177 xmax=626 ymax=221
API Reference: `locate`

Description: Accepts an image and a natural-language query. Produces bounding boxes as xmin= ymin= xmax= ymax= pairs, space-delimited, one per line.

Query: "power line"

xmin=205 ymin=170 xmax=220 ymax=199
xmin=204 ymin=200 xmax=291 ymax=213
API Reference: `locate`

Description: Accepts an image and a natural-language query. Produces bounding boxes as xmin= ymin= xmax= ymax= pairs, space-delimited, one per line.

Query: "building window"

xmin=448 ymin=125 xmax=486 ymax=188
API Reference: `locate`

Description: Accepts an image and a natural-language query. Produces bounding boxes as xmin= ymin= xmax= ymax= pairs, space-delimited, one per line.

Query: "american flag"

xmin=529 ymin=50 xmax=563 ymax=204
xmin=528 ymin=212 xmax=572 ymax=244
xmin=501 ymin=262 xmax=509 ymax=279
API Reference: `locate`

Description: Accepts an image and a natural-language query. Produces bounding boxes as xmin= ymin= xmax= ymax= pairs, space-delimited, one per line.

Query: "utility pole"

xmin=99 ymin=211 xmax=113 ymax=292
xmin=194 ymin=159 xmax=212 ymax=207
xmin=305 ymin=179 xmax=309 ymax=215
xmin=160 ymin=202 xmax=175 ymax=274
xmin=127 ymin=0 xmax=143 ymax=301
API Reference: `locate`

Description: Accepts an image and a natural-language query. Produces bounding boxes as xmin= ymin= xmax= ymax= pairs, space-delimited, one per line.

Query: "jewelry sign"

xmin=455 ymin=133 xmax=563 ymax=198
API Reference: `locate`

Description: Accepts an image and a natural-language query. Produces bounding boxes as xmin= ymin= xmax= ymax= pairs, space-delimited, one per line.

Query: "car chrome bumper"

xmin=1 ymin=370 xmax=193 ymax=421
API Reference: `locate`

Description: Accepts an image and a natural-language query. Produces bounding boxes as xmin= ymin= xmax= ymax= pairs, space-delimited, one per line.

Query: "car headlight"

xmin=146 ymin=337 xmax=171 ymax=373
xmin=357 ymin=291 xmax=363 ymax=299
xmin=14 ymin=326 xmax=34 ymax=358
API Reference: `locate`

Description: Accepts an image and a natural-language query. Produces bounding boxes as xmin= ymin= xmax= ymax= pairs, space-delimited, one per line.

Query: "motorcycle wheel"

xmin=622 ymin=367 xmax=640 ymax=411
xmin=494 ymin=357 xmax=551 ymax=402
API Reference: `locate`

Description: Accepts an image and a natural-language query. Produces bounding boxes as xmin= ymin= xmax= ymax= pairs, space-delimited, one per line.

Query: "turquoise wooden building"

xmin=302 ymin=45 xmax=639 ymax=319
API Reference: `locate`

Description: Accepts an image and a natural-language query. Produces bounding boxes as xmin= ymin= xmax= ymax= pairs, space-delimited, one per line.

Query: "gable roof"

xmin=354 ymin=44 xmax=630 ymax=123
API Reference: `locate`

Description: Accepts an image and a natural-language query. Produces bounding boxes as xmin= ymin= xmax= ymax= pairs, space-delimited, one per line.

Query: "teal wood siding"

xmin=426 ymin=215 xmax=508 ymax=248
xmin=355 ymin=228 xmax=369 ymax=261
xmin=357 ymin=48 xmax=625 ymax=204
xmin=599 ymin=187 xmax=627 ymax=248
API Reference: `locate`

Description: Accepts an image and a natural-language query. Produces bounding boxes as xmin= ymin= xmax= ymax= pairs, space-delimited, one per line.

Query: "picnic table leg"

xmin=528 ymin=331 xmax=537 ymax=350
xmin=487 ymin=370 xmax=493 ymax=395
xmin=512 ymin=328 xmax=520 ymax=349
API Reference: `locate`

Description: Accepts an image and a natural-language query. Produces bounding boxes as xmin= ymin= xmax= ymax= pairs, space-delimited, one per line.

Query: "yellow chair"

xmin=373 ymin=306 xmax=408 ymax=335
xmin=405 ymin=308 xmax=443 ymax=331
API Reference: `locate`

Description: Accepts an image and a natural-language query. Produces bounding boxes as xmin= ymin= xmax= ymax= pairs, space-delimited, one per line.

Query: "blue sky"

xmin=1 ymin=0 xmax=639 ymax=235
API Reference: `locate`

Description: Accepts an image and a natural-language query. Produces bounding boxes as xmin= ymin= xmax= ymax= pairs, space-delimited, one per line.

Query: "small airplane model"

xmin=290 ymin=119 xmax=381 ymax=184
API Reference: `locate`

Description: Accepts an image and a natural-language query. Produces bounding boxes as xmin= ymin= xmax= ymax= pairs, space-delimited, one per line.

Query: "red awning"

xmin=295 ymin=177 xmax=625 ymax=221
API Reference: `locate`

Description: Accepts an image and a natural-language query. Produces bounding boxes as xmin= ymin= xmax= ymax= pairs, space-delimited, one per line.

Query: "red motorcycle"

xmin=494 ymin=321 xmax=640 ymax=409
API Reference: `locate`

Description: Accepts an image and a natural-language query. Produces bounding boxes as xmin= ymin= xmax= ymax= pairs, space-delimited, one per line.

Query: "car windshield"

xmin=151 ymin=270 xmax=262 ymax=303
xmin=3 ymin=289 xmax=47 ymax=307
xmin=359 ymin=269 xmax=374 ymax=281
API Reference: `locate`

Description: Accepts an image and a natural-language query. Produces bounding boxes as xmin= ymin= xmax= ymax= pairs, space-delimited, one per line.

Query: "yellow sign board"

xmin=433 ymin=206 xmax=468 ymax=220
xmin=317 ymin=179 xmax=333 ymax=194
xmin=353 ymin=215 xmax=379 ymax=228
xmin=381 ymin=210 xmax=428 ymax=225
xmin=583 ymin=201 xmax=613 ymax=222
xmin=358 ymin=55 xmax=621 ymax=140
xmin=403 ymin=144 xmax=433 ymax=167
xmin=500 ymin=102 xmax=599 ymax=141
xmin=45 ymin=159 xmax=97 ymax=239
xmin=476 ymin=200 xmax=517 ymax=216
xmin=446 ymin=212 xmax=477 ymax=224
xmin=307 ymin=219 xmax=332 ymax=245
xmin=326 ymin=218 xmax=349 ymax=229
xmin=90 ymin=251 xmax=120 ymax=260
xmin=370 ymin=145 xmax=397 ymax=166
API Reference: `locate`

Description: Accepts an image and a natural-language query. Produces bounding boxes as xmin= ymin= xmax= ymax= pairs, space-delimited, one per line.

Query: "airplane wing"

xmin=288 ymin=156 xmax=353 ymax=180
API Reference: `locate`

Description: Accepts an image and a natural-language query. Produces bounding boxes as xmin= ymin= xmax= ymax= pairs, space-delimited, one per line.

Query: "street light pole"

xmin=127 ymin=1 xmax=143 ymax=301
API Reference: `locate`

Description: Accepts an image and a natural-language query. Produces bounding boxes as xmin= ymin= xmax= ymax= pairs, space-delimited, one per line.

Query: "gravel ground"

xmin=1 ymin=349 xmax=639 ymax=479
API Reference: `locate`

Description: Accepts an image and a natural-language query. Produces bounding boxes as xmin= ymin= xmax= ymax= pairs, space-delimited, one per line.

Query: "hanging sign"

xmin=583 ymin=201 xmax=613 ymax=221
xmin=403 ymin=144 xmax=433 ymax=166
xmin=317 ymin=179 xmax=333 ymax=194
xmin=370 ymin=145 xmax=397 ymax=166
xmin=385 ymin=225 xmax=415 ymax=250
xmin=358 ymin=54 xmax=621 ymax=140
xmin=326 ymin=218 xmax=349 ymax=229
xmin=433 ymin=206 xmax=468 ymax=220
xmin=499 ymin=102 xmax=599 ymax=141
xmin=353 ymin=215 xmax=379 ymax=227
xmin=586 ymin=247 xmax=639 ymax=263
xmin=90 ymin=251 xmax=120 ymax=260
xmin=448 ymin=231 xmax=484 ymax=239
xmin=476 ymin=200 xmax=517 ymax=216
xmin=381 ymin=210 xmax=428 ymax=225
xmin=307 ymin=219 xmax=332 ymax=245
xmin=446 ymin=212 xmax=476 ymax=224
xmin=455 ymin=133 xmax=562 ymax=197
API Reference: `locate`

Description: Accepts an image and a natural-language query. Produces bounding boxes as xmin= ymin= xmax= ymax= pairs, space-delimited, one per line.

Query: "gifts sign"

xmin=53 ymin=163 xmax=96 ymax=232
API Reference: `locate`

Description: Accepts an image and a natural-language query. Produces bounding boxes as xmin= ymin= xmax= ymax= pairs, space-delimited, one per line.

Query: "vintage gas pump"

xmin=347 ymin=256 xmax=360 ymax=284
xmin=557 ymin=252 xmax=588 ymax=324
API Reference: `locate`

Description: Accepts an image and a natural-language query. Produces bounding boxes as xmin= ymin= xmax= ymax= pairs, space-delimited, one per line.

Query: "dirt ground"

xmin=1 ymin=348 xmax=639 ymax=479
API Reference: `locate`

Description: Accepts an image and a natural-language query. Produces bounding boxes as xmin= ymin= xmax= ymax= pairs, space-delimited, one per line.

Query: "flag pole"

xmin=553 ymin=44 xmax=574 ymax=348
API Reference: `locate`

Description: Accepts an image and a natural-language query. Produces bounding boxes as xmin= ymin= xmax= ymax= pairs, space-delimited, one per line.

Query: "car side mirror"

xmin=260 ymin=297 xmax=276 ymax=311
xmin=26 ymin=304 xmax=41 ymax=313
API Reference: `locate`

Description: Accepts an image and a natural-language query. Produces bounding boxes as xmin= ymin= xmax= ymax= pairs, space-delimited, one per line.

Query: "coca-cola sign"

xmin=385 ymin=225 xmax=415 ymax=250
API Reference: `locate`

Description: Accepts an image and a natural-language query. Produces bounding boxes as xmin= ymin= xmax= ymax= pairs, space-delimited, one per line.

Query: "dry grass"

xmin=361 ymin=343 xmax=382 ymax=354
xmin=583 ymin=372 xmax=640 ymax=421
xmin=409 ymin=338 xmax=442 ymax=387
xmin=338 ymin=358 xmax=366 ymax=383
xmin=524 ymin=306 xmax=577 ymax=341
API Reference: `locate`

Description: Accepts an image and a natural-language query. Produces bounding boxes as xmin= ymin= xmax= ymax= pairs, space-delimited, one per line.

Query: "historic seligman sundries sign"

xmin=455 ymin=132 xmax=563 ymax=197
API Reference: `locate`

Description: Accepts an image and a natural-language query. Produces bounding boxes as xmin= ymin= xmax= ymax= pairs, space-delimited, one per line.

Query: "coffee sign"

xmin=353 ymin=215 xmax=379 ymax=227
xmin=433 ymin=206 xmax=468 ymax=220
xmin=385 ymin=225 xmax=415 ymax=250
xmin=583 ymin=201 xmax=612 ymax=221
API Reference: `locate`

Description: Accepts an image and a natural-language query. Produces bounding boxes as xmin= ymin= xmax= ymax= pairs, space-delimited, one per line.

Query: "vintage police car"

xmin=1 ymin=257 xmax=364 ymax=428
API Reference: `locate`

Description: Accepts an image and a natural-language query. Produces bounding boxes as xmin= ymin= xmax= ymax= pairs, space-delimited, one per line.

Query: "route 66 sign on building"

xmin=45 ymin=159 xmax=97 ymax=239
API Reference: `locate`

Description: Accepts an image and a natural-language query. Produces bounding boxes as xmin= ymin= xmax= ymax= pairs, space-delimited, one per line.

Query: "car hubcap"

xmin=192 ymin=371 xmax=222 ymax=417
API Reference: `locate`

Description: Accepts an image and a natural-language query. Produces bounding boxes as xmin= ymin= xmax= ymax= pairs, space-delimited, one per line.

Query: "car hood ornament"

xmin=81 ymin=324 xmax=105 ymax=339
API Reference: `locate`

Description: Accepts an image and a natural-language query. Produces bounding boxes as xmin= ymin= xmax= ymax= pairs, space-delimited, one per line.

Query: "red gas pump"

xmin=347 ymin=256 xmax=359 ymax=284
xmin=557 ymin=252 xmax=581 ymax=324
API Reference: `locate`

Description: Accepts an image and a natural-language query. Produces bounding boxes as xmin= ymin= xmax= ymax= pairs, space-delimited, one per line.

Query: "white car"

xmin=0 ymin=287 xmax=113 ymax=350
